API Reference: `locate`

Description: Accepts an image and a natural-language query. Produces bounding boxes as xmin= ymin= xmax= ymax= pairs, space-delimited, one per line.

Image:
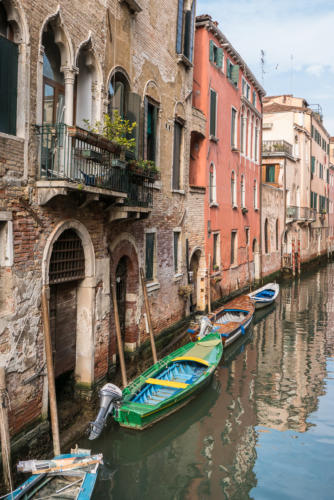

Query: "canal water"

xmin=81 ymin=264 xmax=334 ymax=499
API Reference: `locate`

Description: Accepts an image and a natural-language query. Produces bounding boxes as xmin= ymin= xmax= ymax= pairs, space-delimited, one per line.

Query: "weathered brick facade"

xmin=0 ymin=0 xmax=204 ymax=437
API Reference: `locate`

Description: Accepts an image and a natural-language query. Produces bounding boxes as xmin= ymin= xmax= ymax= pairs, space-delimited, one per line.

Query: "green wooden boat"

xmin=89 ymin=333 xmax=222 ymax=437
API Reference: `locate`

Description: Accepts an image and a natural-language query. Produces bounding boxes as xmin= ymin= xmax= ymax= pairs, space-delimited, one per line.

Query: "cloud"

xmin=305 ymin=65 xmax=325 ymax=77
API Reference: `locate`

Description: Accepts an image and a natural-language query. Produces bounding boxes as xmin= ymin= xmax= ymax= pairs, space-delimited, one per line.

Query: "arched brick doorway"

xmin=111 ymin=237 xmax=140 ymax=352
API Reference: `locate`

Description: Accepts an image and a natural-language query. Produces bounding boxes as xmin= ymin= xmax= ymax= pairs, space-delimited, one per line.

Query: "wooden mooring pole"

xmin=247 ymin=244 xmax=252 ymax=291
xmin=111 ymin=283 xmax=128 ymax=387
xmin=208 ymin=254 xmax=212 ymax=314
xmin=140 ymin=268 xmax=158 ymax=365
xmin=0 ymin=366 xmax=13 ymax=492
xmin=292 ymin=239 xmax=296 ymax=277
xmin=41 ymin=286 xmax=61 ymax=457
xmin=297 ymin=239 xmax=301 ymax=275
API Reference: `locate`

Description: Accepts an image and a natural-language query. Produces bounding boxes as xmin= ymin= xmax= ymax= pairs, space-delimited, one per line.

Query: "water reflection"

xmin=82 ymin=264 xmax=334 ymax=499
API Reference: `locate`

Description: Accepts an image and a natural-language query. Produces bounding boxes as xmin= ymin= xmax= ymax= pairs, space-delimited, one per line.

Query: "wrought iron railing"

xmin=36 ymin=123 xmax=153 ymax=208
xmin=286 ymin=206 xmax=316 ymax=221
xmin=262 ymin=140 xmax=293 ymax=156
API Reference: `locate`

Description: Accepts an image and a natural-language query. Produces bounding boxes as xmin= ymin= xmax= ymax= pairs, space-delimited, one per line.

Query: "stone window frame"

xmin=0 ymin=212 xmax=13 ymax=267
xmin=144 ymin=228 xmax=159 ymax=292
xmin=173 ymin=227 xmax=183 ymax=279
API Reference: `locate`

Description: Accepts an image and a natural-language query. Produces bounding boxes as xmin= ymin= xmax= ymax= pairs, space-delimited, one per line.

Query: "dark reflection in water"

xmin=81 ymin=264 xmax=334 ymax=499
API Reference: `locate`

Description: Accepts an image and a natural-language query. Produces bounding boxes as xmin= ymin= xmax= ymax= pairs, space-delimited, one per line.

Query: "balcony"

xmin=286 ymin=206 xmax=316 ymax=222
xmin=35 ymin=124 xmax=153 ymax=215
xmin=262 ymin=140 xmax=293 ymax=157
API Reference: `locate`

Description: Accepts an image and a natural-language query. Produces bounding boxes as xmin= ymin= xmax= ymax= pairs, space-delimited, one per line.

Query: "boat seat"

xmin=172 ymin=356 xmax=209 ymax=366
xmin=145 ymin=378 xmax=188 ymax=389
xmin=212 ymin=322 xmax=241 ymax=334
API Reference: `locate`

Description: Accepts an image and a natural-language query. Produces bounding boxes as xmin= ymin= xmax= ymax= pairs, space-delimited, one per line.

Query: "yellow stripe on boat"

xmin=145 ymin=378 xmax=189 ymax=389
xmin=172 ymin=356 xmax=209 ymax=366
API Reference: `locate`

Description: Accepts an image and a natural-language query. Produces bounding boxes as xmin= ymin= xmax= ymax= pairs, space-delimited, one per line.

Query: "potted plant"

xmin=178 ymin=285 xmax=193 ymax=299
xmin=128 ymin=159 xmax=160 ymax=180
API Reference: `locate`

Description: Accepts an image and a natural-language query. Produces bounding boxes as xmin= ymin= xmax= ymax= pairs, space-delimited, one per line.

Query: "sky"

xmin=196 ymin=0 xmax=334 ymax=135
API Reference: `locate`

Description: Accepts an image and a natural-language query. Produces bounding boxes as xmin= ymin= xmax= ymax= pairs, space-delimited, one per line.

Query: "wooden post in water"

xmin=111 ymin=283 xmax=128 ymax=387
xmin=41 ymin=286 xmax=61 ymax=457
xmin=292 ymin=239 xmax=296 ymax=277
xmin=0 ymin=366 xmax=12 ymax=492
xmin=297 ymin=239 xmax=301 ymax=275
xmin=208 ymin=254 xmax=211 ymax=314
xmin=247 ymin=244 xmax=252 ymax=291
xmin=140 ymin=268 xmax=158 ymax=365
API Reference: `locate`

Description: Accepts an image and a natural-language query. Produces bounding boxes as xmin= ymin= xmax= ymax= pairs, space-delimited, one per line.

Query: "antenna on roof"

xmin=260 ymin=49 xmax=265 ymax=84
xmin=290 ymin=54 xmax=294 ymax=94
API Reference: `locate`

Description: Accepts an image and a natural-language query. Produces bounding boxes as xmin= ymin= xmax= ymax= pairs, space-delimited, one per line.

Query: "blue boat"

xmin=248 ymin=282 xmax=280 ymax=309
xmin=5 ymin=450 xmax=102 ymax=499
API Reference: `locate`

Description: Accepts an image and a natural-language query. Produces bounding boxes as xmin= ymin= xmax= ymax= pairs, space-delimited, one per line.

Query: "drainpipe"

xmin=281 ymin=156 xmax=287 ymax=268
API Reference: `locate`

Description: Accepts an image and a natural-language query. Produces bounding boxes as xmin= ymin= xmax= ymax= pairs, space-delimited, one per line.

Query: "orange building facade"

xmin=191 ymin=15 xmax=265 ymax=298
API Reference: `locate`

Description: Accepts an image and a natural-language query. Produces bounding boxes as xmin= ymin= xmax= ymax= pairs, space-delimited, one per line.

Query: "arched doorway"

xmin=115 ymin=256 xmax=129 ymax=338
xmin=252 ymin=238 xmax=260 ymax=281
xmin=189 ymin=249 xmax=201 ymax=311
xmin=49 ymin=229 xmax=85 ymax=396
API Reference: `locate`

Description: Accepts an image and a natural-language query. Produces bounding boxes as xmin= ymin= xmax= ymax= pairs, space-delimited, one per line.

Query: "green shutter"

xmin=0 ymin=36 xmax=18 ymax=135
xmin=311 ymin=156 xmax=315 ymax=173
xmin=217 ymin=48 xmax=223 ymax=68
xmin=226 ymin=59 xmax=231 ymax=78
xmin=210 ymin=90 xmax=217 ymax=136
xmin=209 ymin=40 xmax=214 ymax=62
xmin=126 ymin=92 xmax=141 ymax=160
xmin=145 ymin=233 xmax=155 ymax=280
xmin=172 ymin=121 xmax=182 ymax=189
xmin=188 ymin=1 xmax=195 ymax=62
xmin=231 ymin=64 xmax=239 ymax=86
xmin=183 ymin=10 xmax=191 ymax=59
xmin=174 ymin=232 xmax=179 ymax=273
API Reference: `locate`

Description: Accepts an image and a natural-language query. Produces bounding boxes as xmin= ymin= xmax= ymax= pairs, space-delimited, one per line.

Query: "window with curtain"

xmin=231 ymin=108 xmax=237 ymax=148
xmin=231 ymin=171 xmax=236 ymax=206
xmin=231 ymin=231 xmax=237 ymax=265
xmin=145 ymin=99 xmax=158 ymax=162
xmin=266 ymin=165 xmax=275 ymax=183
xmin=42 ymin=25 xmax=65 ymax=125
xmin=209 ymin=163 xmax=216 ymax=204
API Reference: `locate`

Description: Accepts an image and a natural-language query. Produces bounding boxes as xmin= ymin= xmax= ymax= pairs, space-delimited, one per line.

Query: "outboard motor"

xmin=88 ymin=383 xmax=122 ymax=440
xmin=198 ymin=316 xmax=213 ymax=339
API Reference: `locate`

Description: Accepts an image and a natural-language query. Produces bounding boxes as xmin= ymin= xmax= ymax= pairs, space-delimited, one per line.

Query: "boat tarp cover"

xmin=181 ymin=339 xmax=220 ymax=360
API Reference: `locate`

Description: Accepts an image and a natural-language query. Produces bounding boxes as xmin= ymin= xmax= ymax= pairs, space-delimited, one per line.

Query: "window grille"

xmin=49 ymin=229 xmax=85 ymax=284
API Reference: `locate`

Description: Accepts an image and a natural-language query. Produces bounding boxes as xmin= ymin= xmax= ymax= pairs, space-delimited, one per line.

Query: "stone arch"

xmin=106 ymin=65 xmax=131 ymax=94
xmin=75 ymin=37 xmax=103 ymax=126
xmin=189 ymin=246 xmax=205 ymax=311
xmin=39 ymin=10 xmax=73 ymax=68
xmin=109 ymin=234 xmax=140 ymax=351
xmin=41 ymin=219 xmax=96 ymax=394
xmin=143 ymin=79 xmax=161 ymax=104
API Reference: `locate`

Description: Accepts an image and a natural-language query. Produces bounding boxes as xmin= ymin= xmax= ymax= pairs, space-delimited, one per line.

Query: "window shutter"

xmin=143 ymin=96 xmax=148 ymax=159
xmin=172 ymin=121 xmax=182 ymax=189
xmin=210 ymin=90 xmax=216 ymax=137
xmin=188 ymin=1 xmax=195 ymax=62
xmin=151 ymin=103 xmax=158 ymax=162
xmin=176 ymin=0 xmax=184 ymax=54
xmin=209 ymin=40 xmax=214 ymax=62
xmin=226 ymin=59 xmax=231 ymax=78
xmin=126 ymin=92 xmax=141 ymax=160
xmin=231 ymin=64 xmax=239 ymax=86
xmin=311 ymin=156 xmax=315 ymax=173
xmin=217 ymin=48 xmax=223 ymax=68
xmin=183 ymin=10 xmax=191 ymax=59
xmin=0 ymin=37 xmax=18 ymax=135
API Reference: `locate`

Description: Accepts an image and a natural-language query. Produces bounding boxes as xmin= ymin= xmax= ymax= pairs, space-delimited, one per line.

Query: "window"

xmin=49 ymin=230 xmax=85 ymax=284
xmin=176 ymin=0 xmax=195 ymax=62
xmin=311 ymin=191 xmax=317 ymax=210
xmin=108 ymin=73 xmax=129 ymax=119
xmin=0 ymin=217 xmax=13 ymax=267
xmin=253 ymin=179 xmax=258 ymax=209
xmin=0 ymin=4 xmax=17 ymax=135
xmin=213 ymin=233 xmax=220 ymax=269
xmin=231 ymin=231 xmax=237 ymax=265
xmin=145 ymin=99 xmax=158 ymax=162
xmin=252 ymin=90 xmax=256 ymax=107
xmin=241 ymin=175 xmax=245 ymax=208
xmin=254 ymin=119 xmax=259 ymax=161
xmin=245 ymin=227 xmax=250 ymax=246
xmin=42 ymin=25 xmax=65 ymax=125
xmin=210 ymin=89 xmax=217 ymax=137
xmin=173 ymin=231 xmax=181 ymax=274
xmin=265 ymin=165 xmax=275 ymax=183
xmin=209 ymin=163 xmax=216 ymax=204
xmin=247 ymin=112 xmax=251 ymax=156
xmin=209 ymin=40 xmax=223 ymax=68
xmin=231 ymin=108 xmax=237 ymax=148
xmin=145 ymin=232 xmax=156 ymax=281
xmin=264 ymin=219 xmax=269 ymax=254
xmin=240 ymin=109 xmax=245 ymax=154
xmin=319 ymin=163 xmax=323 ymax=179
xmin=231 ymin=171 xmax=236 ymax=207
xmin=227 ymin=59 xmax=239 ymax=86
xmin=172 ymin=120 xmax=183 ymax=189
xmin=242 ymin=78 xmax=250 ymax=99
